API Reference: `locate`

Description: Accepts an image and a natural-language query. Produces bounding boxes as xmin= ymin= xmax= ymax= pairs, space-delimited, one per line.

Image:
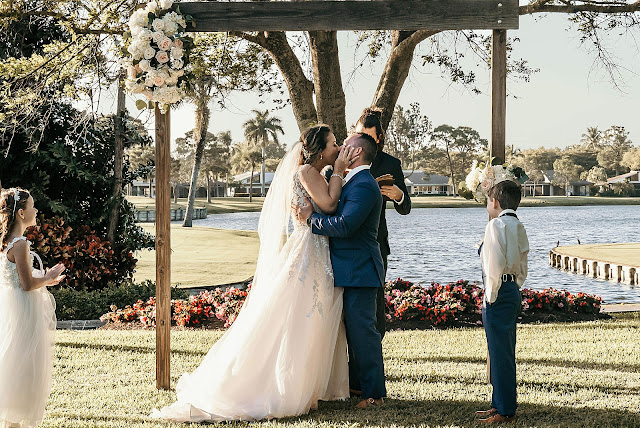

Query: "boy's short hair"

xmin=488 ymin=180 xmax=522 ymax=211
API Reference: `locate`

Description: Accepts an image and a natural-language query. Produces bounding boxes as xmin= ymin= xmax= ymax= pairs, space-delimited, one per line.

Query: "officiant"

xmin=355 ymin=107 xmax=411 ymax=339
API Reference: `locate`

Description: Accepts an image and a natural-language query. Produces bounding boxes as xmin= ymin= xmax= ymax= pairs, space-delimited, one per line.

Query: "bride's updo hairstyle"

xmin=0 ymin=188 xmax=30 ymax=251
xmin=299 ymin=124 xmax=332 ymax=165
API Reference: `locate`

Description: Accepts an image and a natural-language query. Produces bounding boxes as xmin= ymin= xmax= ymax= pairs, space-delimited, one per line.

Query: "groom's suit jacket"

xmin=309 ymin=169 xmax=385 ymax=288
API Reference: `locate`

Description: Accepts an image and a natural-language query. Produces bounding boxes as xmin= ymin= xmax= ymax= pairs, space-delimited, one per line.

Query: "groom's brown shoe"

xmin=479 ymin=414 xmax=516 ymax=424
xmin=475 ymin=408 xmax=498 ymax=417
xmin=355 ymin=398 xmax=384 ymax=408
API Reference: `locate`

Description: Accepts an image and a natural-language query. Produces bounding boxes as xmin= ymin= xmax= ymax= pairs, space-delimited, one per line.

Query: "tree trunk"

xmin=249 ymin=163 xmax=254 ymax=203
xmin=207 ymin=173 xmax=212 ymax=203
xmin=238 ymin=31 xmax=317 ymax=132
xmin=261 ymin=139 xmax=266 ymax=197
xmin=445 ymin=143 xmax=457 ymax=191
xmin=183 ymin=92 xmax=210 ymax=227
xmin=107 ymin=72 xmax=126 ymax=245
xmin=371 ymin=30 xmax=439 ymax=130
xmin=173 ymin=184 xmax=178 ymax=203
xmin=149 ymin=175 xmax=153 ymax=198
xmin=309 ymin=31 xmax=347 ymax=143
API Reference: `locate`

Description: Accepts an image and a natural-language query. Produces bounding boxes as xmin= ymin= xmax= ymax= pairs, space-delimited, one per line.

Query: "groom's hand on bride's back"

xmin=292 ymin=197 xmax=313 ymax=222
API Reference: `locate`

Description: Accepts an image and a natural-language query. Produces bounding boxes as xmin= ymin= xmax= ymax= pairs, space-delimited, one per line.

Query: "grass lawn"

xmin=45 ymin=313 xmax=640 ymax=427
xmin=133 ymin=223 xmax=259 ymax=288
xmin=554 ymin=243 xmax=640 ymax=267
xmin=128 ymin=195 xmax=640 ymax=214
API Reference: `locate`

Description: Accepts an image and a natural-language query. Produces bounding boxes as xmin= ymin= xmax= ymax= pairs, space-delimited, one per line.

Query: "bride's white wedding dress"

xmin=152 ymin=144 xmax=348 ymax=423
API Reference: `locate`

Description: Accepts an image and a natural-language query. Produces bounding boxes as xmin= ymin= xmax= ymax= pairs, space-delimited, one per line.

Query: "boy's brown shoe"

xmin=475 ymin=408 xmax=498 ymax=417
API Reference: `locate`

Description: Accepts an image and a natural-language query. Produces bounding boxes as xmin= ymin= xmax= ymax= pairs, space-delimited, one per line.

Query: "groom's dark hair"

xmin=348 ymin=133 xmax=378 ymax=164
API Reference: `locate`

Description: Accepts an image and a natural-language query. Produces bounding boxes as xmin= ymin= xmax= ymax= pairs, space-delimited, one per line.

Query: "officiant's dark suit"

xmin=370 ymin=150 xmax=411 ymax=337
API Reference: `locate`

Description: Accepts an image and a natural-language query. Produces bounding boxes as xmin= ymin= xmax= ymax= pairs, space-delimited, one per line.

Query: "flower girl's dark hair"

xmin=0 ymin=188 xmax=30 ymax=251
xmin=299 ymin=124 xmax=332 ymax=165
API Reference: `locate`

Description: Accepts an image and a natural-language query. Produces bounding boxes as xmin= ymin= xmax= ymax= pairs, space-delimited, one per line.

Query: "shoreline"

xmin=129 ymin=195 xmax=640 ymax=215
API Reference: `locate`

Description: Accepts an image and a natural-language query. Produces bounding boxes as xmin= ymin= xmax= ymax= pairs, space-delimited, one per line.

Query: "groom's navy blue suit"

xmin=309 ymin=167 xmax=386 ymax=399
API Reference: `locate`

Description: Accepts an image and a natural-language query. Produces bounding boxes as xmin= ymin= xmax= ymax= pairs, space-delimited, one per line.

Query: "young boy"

xmin=477 ymin=180 xmax=529 ymax=424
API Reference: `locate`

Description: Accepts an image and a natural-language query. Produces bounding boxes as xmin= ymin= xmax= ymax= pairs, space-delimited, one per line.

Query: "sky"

xmin=104 ymin=10 xmax=640 ymax=152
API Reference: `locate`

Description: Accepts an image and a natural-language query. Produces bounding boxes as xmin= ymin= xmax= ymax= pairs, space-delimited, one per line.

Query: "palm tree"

xmin=243 ymin=109 xmax=284 ymax=196
xmin=231 ymin=141 xmax=262 ymax=202
xmin=581 ymin=127 xmax=602 ymax=150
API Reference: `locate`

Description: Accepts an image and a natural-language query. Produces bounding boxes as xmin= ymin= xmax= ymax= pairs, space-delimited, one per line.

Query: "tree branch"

xmin=520 ymin=0 xmax=640 ymax=15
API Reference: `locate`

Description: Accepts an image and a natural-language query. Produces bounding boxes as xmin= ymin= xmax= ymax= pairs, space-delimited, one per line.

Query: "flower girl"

xmin=0 ymin=188 xmax=65 ymax=427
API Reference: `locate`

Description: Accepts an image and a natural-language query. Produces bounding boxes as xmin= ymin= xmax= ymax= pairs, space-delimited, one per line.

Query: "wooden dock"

xmin=549 ymin=243 xmax=640 ymax=285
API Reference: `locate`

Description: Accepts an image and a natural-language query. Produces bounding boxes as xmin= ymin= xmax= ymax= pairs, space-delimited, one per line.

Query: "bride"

xmin=152 ymin=124 xmax=360 ymax=422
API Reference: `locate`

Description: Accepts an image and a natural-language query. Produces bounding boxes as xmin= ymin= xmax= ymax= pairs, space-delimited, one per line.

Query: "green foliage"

xmin=386 ymin=102 xmax=432 ymax=169
xmin=0 ymin=101 xmax=154 ymax=270
xmin=51 ymin=280 xmax=188 ymax=321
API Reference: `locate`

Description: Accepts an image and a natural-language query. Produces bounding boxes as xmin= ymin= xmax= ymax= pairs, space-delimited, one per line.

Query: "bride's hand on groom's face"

xmin=334 ymin=145 xmax=361 ymax=175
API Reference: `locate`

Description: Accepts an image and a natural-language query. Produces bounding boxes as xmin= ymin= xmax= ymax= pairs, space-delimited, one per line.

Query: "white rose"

xmin=138 ymin=59 xmax=152 ymax=72
xmin=138 ymin=29 xmax=153 ymax=41
xmin=158 ymin=37 xmax=173 ymax=51
xmin=171 ymin=58 xmax=184 ymax=70
xmin=152 ymin=31 xmax=165 ymax=44
xmin=146 ymin=1 xmax=158 ymax=13
xmin=144 ymin=47 xmax=156 ymax=60
xmin=173 ymin=38 xmax=184 ymax=49
xmin=152 ymin=18 xmax=165 ymax=32
xmin=145 ymin=74 xmax=156 ymax=87
xmin=153 ymin=75 xmax=165 ymax=87
xmin=170 ymin=46 xmax=183 ymax=60
xmin=163 ymin=20 xmax=178 ymax=35
xmin=160 ymin=0 xmax=173 ymax=10
xmin=165 ymin=76 xmax=178 ymax=86
xmin=156 ymin=50 xmax=170 ymax=64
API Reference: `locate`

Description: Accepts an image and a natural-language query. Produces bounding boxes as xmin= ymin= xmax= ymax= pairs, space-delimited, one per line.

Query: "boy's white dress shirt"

xmin=480 ymin=209 xmax=530 ymax=304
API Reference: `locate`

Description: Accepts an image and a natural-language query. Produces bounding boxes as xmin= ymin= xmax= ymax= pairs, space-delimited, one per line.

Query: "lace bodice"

xmin=292 ymin=167 xmax=325 ymax=228
xmin=0 ymin=237 xmax=38 ymax=290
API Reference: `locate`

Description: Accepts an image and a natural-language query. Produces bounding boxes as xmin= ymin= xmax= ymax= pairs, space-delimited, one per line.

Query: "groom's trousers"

xmin=482 ymin=281 xmax=521 ymax=416
xmin=343 ymin=287 xmax=386 ymax=399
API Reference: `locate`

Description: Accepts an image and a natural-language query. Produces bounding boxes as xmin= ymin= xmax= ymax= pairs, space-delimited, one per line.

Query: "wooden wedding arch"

xmin=153 ymin=0 xmax=519 ymax=389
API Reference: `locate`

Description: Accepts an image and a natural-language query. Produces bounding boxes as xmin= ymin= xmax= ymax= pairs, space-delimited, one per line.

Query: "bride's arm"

xmin=299 ymin=146 xmax=358 ymax=214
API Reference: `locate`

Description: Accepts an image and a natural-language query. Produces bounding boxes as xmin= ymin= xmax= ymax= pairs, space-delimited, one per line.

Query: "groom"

xmin=297 ymin=133 xmax=386 ymax=408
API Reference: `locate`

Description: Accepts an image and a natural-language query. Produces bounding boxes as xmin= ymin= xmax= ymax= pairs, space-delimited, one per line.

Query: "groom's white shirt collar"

xmin=343 ymin=164 xmax=371 ymax=184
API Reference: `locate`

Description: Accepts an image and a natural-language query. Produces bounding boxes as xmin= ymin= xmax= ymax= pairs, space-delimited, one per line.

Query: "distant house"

xmin=229 ymin=171 xmax=275 ymax=196
xmin=607 ymin=171 xmax=640 ymax=190
xmin=402 ymin=170 xmax=454 ymax=196
xmin=523 ymin=170 xmax=592 ymax=196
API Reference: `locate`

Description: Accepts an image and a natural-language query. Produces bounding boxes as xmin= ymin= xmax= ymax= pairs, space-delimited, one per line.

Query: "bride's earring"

xmin=320 ymin=154 xmax=323 ymax=160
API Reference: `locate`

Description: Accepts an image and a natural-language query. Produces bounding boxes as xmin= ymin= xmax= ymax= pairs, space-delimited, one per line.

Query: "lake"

xmin=189 ymin=205 xmax=640 ymax=304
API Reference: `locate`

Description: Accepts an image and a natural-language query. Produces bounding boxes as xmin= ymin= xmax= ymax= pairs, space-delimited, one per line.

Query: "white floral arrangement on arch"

xmin=459 ymin=159 xmax=528 ymax=202
xmin=122 ymin=0 xmax=194 ymax=112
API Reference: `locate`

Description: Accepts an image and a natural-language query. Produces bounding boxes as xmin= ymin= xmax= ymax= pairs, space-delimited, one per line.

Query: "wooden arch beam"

xmin=178 ymin=0 xmax=519 ymax=32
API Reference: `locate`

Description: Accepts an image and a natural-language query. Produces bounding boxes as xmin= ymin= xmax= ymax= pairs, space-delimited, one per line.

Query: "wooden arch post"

xmin=154 ymin=0 xmax=518 ymax=389
xmin=491 ymin=29 xmax=507 ymax=164
xmin=155 ymin=106 xmax=171 ymax=390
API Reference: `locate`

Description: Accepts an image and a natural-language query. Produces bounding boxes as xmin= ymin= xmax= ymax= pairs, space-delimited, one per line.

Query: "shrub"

xmin=26 ymin=215 xmax=139 ymax=291
xmin=52 ymin=280 xmax=188 ymax=321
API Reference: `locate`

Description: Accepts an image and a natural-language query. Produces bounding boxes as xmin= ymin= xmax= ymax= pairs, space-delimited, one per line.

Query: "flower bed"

xmin=100 ymin=286 xmax=250 ymax=328
xmin=100 ymin=279 xmax=606 ymax=330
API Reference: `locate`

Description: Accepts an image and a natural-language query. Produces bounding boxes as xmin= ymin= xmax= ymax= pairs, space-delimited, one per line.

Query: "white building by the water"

xmin=402 ymin=170 xmax=454 ymax=196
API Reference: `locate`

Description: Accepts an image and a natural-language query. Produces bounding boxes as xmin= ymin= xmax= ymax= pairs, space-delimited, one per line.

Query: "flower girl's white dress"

xmin=152 ymin=168 xmax=349 ymax=422
xmin=0 ymin=237 xmax=56 ymax=427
